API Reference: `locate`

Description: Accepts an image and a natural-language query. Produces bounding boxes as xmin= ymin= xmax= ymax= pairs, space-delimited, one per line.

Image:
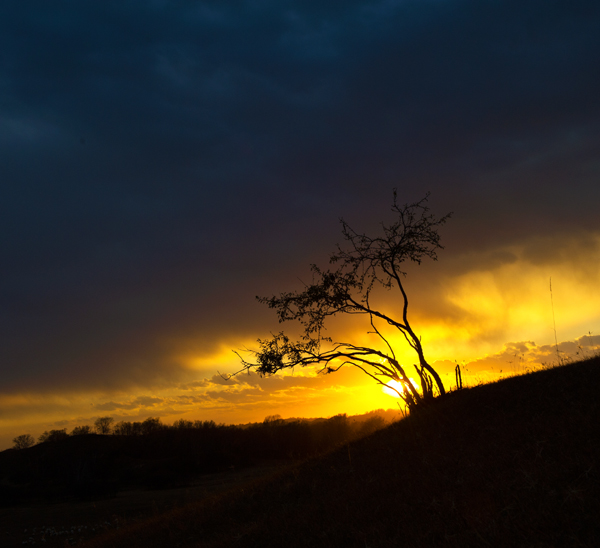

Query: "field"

xmin=0 ymin=463 xmax=291 ymax=547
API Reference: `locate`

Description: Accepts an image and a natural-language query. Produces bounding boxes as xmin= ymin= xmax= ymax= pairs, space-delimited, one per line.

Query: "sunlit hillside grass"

xmin=82 ymin=355 xmax=600 ymax=548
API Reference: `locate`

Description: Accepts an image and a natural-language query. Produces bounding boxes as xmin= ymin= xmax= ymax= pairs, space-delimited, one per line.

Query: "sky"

xmin=2 ymin=0 xmax=600 ymax=449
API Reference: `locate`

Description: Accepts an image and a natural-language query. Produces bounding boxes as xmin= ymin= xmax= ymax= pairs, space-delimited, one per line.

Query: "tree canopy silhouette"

xmin=71 ymin=425 xmax=92 ymax=435
xmin=38 ymin=429 xmax=68 ymax=443
xmin=94 ymin=416 xmax=114 ymax=435
xmin=234 ymin=191 xmax=451 ymax=409
xmin=12 ymin=434 xmax=34 ymax=450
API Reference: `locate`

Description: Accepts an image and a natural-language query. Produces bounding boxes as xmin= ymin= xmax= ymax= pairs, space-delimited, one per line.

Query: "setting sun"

xmin=382 ymin=379 xmax=404 ymax=398
xmin=382 ymin=378 xmax=420 ymax=399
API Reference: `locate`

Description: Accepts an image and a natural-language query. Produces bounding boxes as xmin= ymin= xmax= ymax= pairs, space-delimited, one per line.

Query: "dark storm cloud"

xmin=1 ymin=0 xmax=600 ymax=394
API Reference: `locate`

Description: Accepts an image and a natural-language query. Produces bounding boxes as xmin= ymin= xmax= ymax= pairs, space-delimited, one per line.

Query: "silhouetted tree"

xmin=235 ymin=192 xmax=451 ymax=409
xmin=113 ymin=421 xmax=131 ymax=435
xmin=113 ymin=421 xmax=131 ymax=436
xmin=141 ymin=417 xmax=162 ymax=435
xmin=71 ymin=425 xmax=92 ymax=435
xmin=194 ymin=420 xmax=217 ymax=429
xmin=113 ymin=420 xmax=144 ymax=436
xmin=12 ymin=433 xmax=35 ymax=449
xmin=94 ymin=416 xmax=114 ymax=435
xmin=173 ymin=419 xmax=194 ymax=429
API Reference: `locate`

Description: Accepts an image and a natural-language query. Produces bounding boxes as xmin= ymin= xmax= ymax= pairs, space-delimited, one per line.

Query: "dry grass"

xmin=79 ymin=356 xmax=600 ymax=547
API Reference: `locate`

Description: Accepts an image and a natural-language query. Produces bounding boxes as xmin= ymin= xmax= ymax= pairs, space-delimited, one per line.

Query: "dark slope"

xmin=85 ymin=356 xmax=600 ymax=547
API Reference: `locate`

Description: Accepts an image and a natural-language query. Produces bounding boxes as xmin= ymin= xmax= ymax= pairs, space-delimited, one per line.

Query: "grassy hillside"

xmin=83 ymin=356 xmax=600 ymax=547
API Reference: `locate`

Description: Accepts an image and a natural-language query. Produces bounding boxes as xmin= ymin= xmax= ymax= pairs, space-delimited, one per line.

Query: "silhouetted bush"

xmin=72 ymin=425 xmax=92 ymax=435
xmin=38 ymin=429 xmax=69 ymax=443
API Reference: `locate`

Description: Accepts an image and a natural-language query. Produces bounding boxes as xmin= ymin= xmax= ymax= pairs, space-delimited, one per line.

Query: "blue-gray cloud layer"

xmin=1 ymin=0 xmax=599 ymax=393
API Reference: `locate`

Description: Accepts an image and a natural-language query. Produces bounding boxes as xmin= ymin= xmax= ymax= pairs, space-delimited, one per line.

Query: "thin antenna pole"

xmin=550 ymin=277 xmax=560 ymax=365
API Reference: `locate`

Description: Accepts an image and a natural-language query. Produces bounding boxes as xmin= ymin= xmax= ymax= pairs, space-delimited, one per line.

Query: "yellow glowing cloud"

xmin=444 ymin=243 xmax=600 ymax=350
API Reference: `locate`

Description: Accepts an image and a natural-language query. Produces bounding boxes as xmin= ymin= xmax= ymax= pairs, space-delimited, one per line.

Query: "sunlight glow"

xmin=382 ymin=378 xmax=417 ymax=398
xmin=382 ymin=379 xmax=403 ymax=398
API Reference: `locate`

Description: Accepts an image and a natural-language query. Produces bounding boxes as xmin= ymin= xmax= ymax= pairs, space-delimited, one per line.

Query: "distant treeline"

xmin=1 ymin=410 xmax=398 ymax=504
xmin=14 ymin=410 xmax=398 ymax=449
